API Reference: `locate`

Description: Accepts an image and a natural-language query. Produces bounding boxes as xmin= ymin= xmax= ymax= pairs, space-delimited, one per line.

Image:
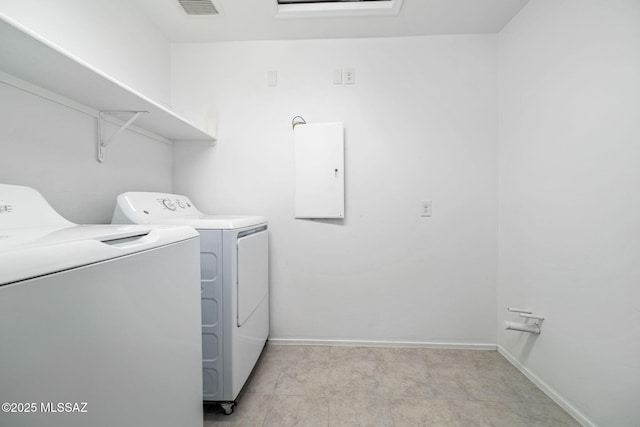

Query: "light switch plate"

xmin=267 ymin=70 xmax=278 ymax=86
xmin=333 ymin=69 xmax=342 ymax=84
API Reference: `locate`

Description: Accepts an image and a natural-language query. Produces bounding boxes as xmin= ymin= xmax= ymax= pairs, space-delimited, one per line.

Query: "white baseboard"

xmin=497 ymin=345 xmax=595 ymax=427
xmin=267 ymin=337 xmax=497 ymax=350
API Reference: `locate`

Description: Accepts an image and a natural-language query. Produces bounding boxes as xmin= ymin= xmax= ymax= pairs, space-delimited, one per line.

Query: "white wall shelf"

xmin=0 ymin=14 xmax=216 ymax=150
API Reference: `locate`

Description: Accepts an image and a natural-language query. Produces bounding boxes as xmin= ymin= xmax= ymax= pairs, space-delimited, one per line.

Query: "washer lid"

xmin=115 ymin=191 xmax=266 ymax=229
xmin=0 ymin=224 xmax=198 ymax=286
xmin=0 ymin=184 xmax=199 ymax=286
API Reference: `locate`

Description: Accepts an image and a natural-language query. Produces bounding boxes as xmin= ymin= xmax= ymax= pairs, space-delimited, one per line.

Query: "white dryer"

xmin=112 ymin=192 xmax=269 ymax=413
xmin=0 ymin=184 xmax=203 ymax=427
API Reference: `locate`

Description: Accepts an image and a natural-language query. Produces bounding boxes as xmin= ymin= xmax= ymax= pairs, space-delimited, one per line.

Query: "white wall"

xmin=0 ymin=0 xmax=174 ymax=223
xmin=0 ymin=0 xmax=171 ymax=105
xmin=498 ymin=1 xmax=640 ymax=426
xmin=172 ymin=36 xmax=499 ymax=344
xmin=0 ymin=84 xmax=173 ymax=224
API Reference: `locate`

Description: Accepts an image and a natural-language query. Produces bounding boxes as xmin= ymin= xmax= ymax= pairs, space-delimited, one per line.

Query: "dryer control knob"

xmin=161 ymin=199 xmax=177 ymax=211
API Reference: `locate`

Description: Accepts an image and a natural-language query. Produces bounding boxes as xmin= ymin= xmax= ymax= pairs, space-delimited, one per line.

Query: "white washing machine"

xmin=112 ymin=191 xmax=268 ymax=413
xmin=0 ymin=184 xmax=203 ymax=427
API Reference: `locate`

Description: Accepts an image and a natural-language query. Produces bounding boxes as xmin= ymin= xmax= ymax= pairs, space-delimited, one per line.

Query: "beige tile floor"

xmin=203 ymin=344 xmax=580 ymax=427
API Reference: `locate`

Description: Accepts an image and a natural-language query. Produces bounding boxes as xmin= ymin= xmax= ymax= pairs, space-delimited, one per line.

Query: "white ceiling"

xmin=130 ymin=0 xmax=530 ymax=43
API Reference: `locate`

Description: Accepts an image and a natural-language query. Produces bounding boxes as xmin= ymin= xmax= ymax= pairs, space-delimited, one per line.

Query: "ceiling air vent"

xmin=276 ymin=0 xmax=402 ymax=18
xmin=278 ymin=0 xmax=390 ymax=3
xmin=178 ymin=0 xmax=219 ymax=15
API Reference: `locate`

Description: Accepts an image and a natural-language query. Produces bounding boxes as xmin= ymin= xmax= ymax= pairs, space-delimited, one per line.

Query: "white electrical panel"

xmin=294 ymin=122 xmax=345 ymax=219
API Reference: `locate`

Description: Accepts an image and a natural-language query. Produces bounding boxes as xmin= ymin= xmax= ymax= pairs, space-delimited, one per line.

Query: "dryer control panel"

xmin=141 ymin=193 xmax=201 ymax=216
xmin=157 ymin=197 xmax=193 ymax=212
xmin=113 ymin=192 xmax=205 ymax=224
xmin=112 ymin=191 xmax=267 ymax=229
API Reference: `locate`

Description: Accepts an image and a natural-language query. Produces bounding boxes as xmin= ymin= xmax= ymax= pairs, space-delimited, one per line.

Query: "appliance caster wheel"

xmin=220 ymin=402 xmax=235 ymax=415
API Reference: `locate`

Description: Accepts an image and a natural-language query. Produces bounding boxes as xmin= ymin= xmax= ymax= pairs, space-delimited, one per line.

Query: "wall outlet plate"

xmin=344 ymin=68 xmax=355 ymax=84
xmin=420 ymin=200 xmax=432 ymax=217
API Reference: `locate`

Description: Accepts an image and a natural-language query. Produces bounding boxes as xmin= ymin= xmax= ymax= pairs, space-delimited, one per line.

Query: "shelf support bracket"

xmin=97 ymin=110 xmax=148 ymax=162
